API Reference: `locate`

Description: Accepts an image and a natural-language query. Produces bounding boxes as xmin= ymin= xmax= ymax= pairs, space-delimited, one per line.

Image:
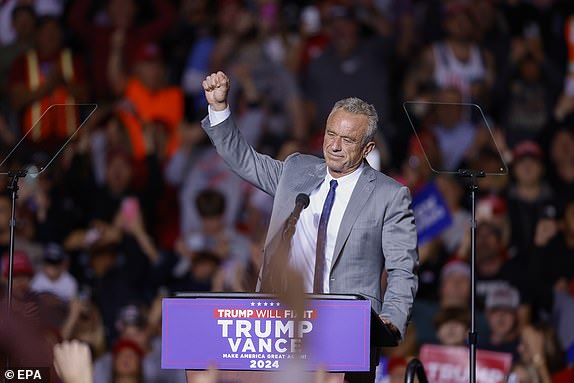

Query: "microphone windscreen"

xmin=296 ymin=193 xmax=310 ymax=209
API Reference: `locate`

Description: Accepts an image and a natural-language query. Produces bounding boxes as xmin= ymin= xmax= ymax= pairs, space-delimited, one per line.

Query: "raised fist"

xmin=202 ymin=71 xmax=230 ymax=111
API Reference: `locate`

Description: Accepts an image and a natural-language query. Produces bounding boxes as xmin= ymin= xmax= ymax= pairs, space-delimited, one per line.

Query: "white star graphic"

xmin=257 ymin=302 xmax=262 ymax=306
xmin=269 ymin=302 xmax=274 ymax=307
xmin=264 ymin=302 xmax=268 ymax=307
xmin=250 ymin=302 xmax=255 ymax=306
xmin=276 ymin=302 xmax=280 ymax=307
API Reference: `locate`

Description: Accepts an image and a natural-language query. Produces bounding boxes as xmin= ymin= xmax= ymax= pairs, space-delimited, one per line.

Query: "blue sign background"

xmin=412 ymin=182 xmax=452 ymax=245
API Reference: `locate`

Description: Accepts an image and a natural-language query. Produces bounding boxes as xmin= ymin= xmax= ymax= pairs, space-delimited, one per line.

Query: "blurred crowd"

xmin=0 ymin=0 xmax=574 ymax=382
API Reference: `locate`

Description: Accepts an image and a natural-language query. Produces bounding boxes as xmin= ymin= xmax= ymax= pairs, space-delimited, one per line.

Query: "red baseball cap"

xmin=112 ymin=338 xmax=145 ymax=358
xmin=131 ymin=42 xmax=162 ymax=63
xmin=2 ymin=250 xmax=34 ymax=278
xmin=512 ymin=140 xmax=543 ymax=161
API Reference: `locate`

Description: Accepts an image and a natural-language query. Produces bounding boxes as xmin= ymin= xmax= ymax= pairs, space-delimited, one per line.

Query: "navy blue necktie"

xmin=314 ymin=179 xmax=338 ymax=293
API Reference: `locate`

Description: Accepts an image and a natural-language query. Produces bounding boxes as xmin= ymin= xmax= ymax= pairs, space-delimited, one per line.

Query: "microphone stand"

xmin=6 ymin=169 xmax=27 ymax=314
xmin=4 ymin=169 xmax=27 ymax=369
xmin=458 ymin=169 xmax=485 ymax=383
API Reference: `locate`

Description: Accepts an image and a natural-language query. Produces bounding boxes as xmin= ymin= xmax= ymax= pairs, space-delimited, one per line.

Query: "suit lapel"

xmin=265 ymin=161 xmax=326 ymax=247
xmin=330 ymin=165 xmax=376 ymax=272
xmin=299 ymin=162 xmax=327 ymax=195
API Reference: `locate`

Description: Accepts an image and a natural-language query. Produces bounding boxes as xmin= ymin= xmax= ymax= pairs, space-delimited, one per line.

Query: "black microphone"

xmin=282 ymin=193 xmax=310 ymax=240
xmin=293 ymin=193 xmax=310 ymax=217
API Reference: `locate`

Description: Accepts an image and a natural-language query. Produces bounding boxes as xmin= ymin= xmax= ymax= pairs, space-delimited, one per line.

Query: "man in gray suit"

xmin=201 ymin=71 xmax=418 ymax=382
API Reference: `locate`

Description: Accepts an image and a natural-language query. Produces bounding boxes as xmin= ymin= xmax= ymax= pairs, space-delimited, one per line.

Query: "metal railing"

xmin=405 ymin=358 xmax=429 ymax=383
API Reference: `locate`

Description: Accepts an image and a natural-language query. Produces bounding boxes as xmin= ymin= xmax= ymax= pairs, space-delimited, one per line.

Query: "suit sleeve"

xmin=201 ymin=115 xmax=283 ymax=196
xmin=381 ymin=185 xmax=419 ymax=340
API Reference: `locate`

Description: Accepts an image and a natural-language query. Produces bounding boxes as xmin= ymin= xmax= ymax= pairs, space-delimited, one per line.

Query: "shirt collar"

xmin=325 ymin=161 xmax=365 ymax=186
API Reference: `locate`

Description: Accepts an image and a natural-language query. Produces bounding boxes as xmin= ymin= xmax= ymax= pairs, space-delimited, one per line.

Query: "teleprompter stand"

xmin=0 ymin=104 xmax=96 ymax=331
xmin=403 ymin=101 xmax=508 ymax=383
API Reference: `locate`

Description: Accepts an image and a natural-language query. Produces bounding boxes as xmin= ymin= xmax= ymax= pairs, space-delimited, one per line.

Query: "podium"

xmin=162 ymin=292 xmax=398 ymax=382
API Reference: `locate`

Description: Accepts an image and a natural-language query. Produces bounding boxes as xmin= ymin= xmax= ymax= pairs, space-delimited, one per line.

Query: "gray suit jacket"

xmin=202 ymin=115 xmax=419 ymax=339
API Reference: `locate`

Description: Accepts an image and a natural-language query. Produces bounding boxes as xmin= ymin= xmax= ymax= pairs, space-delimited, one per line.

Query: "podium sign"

xmin=162 ymin=297 xmax=371 ymax=371
xmin=419 ymin=344 xmax=512 ymax=383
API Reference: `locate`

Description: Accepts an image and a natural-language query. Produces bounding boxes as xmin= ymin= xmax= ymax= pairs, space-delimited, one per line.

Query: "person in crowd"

xmin=474 ymin=221 xmax=531 ymax=324
xmin=172 ymin=189 xmax=250 ymax=286
xmin=211 ymin=227 xmax=266 ymax=293
xmin=0 ymin=0 xmax=64 ymax=46
xmin=506 ymin=140 xmax=554 ymax=262
xmin=110 ymin=338 xmax=144 ymax=383
xmin=304 ymin=3 xmax=393 ymax=146
xmin=226 ymin=33 xmax=307 ymax=147
xmin=433 ymin=306 xmax=471 ymax=347
xmin=547 ymin=128 xmax=574 ymax=208
xmin=93 ymin=301 xmax=184 ymax=383
xmin=30 ymin=242 xmax=77 ymax=302
xmin=517 ymin=324 xmax=567 ymax=383
xmin=501 ymin=51 xmax=562 ymax=148
xmin=110 ymin=40 xmax=184 ymax=162
xmin=64 ymin=146 xmax=161 ymax=253
xmin=1 ymin=249 xmax=35 ymax=304
xmin=8 ymin=15 xmax=88 ymax=148
xmin=531 ymin=197 xmax=574 ymax=316
xmin=164 ymin=0 xmax=211 ymax=88
xmin=67 ymin=0 xmax=175 ymax=101
xmin=436 ymin=174 xmax=471 ymax=257
xmin=479 ymin=284 xmax=521 ymax=360
xmin=0 ymin=4 xmax=36 ymax=103
xmin=171 ymin=250 xmax=221 ymax=293
xmin=404 ymin=0 xmax=495 ymax=105
xmin=164 ymin=122 xmax=249 ymax=234
xmin=412 ymin=258 xmax=489 ymax=346
xmin=429 ymin=87 xmax=479 ymax=171
xmin=63 ymin=298 xmax=107 ymax=358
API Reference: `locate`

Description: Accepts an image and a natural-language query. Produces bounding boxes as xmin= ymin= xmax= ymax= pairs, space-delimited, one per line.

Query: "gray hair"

xmin=328 ymin=97 xmax=378 ymax=146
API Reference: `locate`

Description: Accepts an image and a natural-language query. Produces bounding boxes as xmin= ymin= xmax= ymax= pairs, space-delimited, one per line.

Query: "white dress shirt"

xmin=209 ymin=105 xmax=232 ymax=125
xmin=209 ymin=106 xmax=364 ymax=292
xmin=290 ymin=164 xmax=364 ymax=293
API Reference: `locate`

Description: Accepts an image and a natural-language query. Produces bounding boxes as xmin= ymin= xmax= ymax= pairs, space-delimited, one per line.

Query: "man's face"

xmin=476 ymin=225 xmax=501 ymax=261
xmin=36 ymin=19 xmax=62 ymax=55
xmin=43 ymin=263 xmax=64 ymax=281
xmin=113 ymin=348 xmax=140 ymax=376
xmin=445 ymin=10 xmax=474 ymax=42
xmin=486 ymin=308 xmax=516 ymax=338
xmin=437 ymin=320 xmax=468 ymax=346
xmin=323 ymin=109 xmax=374 ymax=178
xmin=513 ymin=157 xmax=543 ymax=186
xmin=106 ymin=156 xmax=132 ymax=195
xmin=440 ymin=273 xmax=470 ymax=307
xmin=135 ymin=60 xmax=164 ymax=91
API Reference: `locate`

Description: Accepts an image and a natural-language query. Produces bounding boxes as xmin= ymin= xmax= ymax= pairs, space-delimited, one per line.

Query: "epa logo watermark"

xmin=2 ymin=368 xmax=49 ymax=382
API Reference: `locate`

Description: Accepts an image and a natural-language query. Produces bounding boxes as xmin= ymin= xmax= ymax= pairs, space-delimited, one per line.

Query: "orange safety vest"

xmin=23 ymin=49 xmax=77 ymax=142
xmin=118 ymin=78 xmax=183 ymax=160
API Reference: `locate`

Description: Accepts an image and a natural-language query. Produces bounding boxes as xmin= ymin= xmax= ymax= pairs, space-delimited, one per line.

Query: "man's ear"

xmin=363 ymin=141 xmax=376 ymax=158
